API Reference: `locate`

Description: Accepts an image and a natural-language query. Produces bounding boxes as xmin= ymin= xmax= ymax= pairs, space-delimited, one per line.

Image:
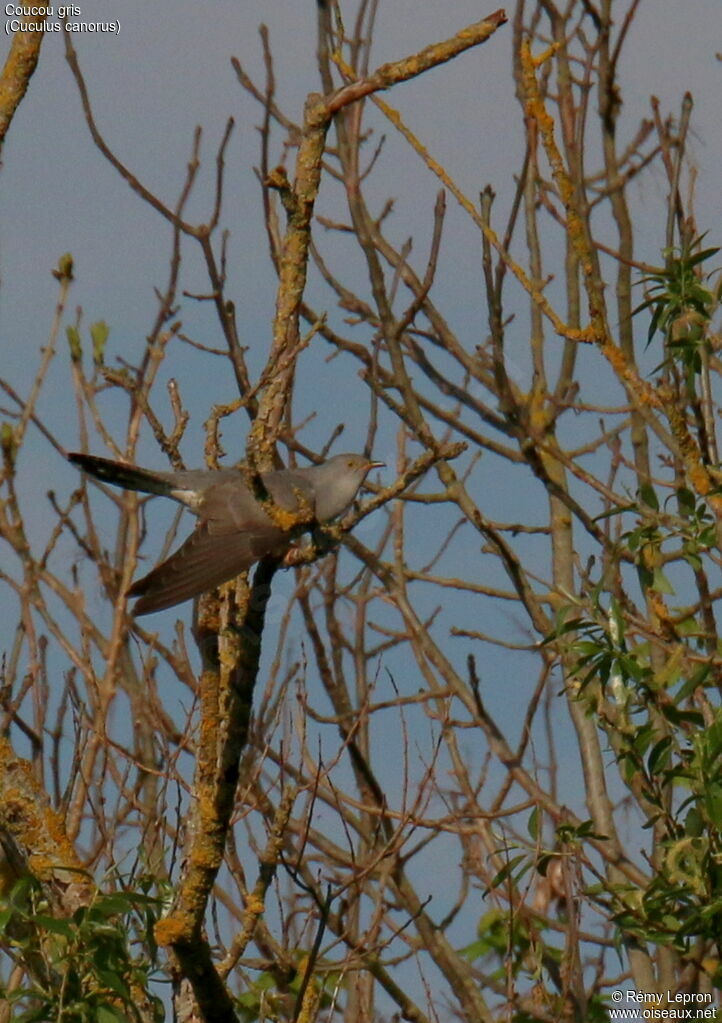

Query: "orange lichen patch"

xmin=685 ymin=461 xmax=711 ymax=495
xmin=154 ymin=913 xmax=193 ymax=947
xmin=188 ymin=838 xmax=220 ymax=873
xmin=197 ymin=672 xmax=222 ymax=738
xmin=0 ymin=739 xmax=90 ymax=902
xmin=328 ymin=10 xmax=507 ymax=115
xmin=564 ymin=326 xmax=598 ymax=344
xmin=267 ymin=502 xmax=310 ymax=532
xmin=600 ymin=343 xmax=661 ymax=409
xmin=645 ymin=592 xmax=680 ymax=645
xmin=245 ymin=893 xmax=265 ymax=916
xmin=0 ymin=15 xmax=45 ymax=148
xmin=238 ymin=462 xmax=315 ymax=534
xmin=663 ymin=394 xmax=722 ymax=505
xmin=0 ymin=757 xmax=73 ymax=867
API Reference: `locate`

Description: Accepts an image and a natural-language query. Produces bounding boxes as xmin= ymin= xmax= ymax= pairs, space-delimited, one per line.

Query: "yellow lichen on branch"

xmin=519 ymin=39 xmax=617 ymax=349
xmin=519 ymin=40 xmax=722 ymax=518
xmin=155 ymin=664 xmax=232 ymax=948
xmin=0 ymin=737 xmax=91 ymax=910
xmin=327 ymin=9 xmax=508 ymax=114
xmin=664 ymin=388 xmax=722 ymax=514
xmin=0 ymin=14 xmax=45 ymax=153
xmin=154 ymin=912 xmax=192 ymax=948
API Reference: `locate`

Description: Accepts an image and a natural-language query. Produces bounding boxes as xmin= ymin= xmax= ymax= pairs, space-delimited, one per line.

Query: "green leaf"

xmin=639 ymin=483 xmax=659 ymax=510
xmin=675 ymin=487 xmax=696 ymax=515
xmin=685 ymin=807 xmax=704 ymax=837
xmin=675 ymin=664 xmax=711 ymax=704
xmin=687 ymin=246 xmax=720 ymax=267
xmin=541 ymin=616 xmax=587 ymax=644
xmin=90 ymin=321 xmax=109 ymax=365
xmin=659 ymin=706 xmax=704 ymax=727
xmin=682 ymin=550 xmax=702 ymax=572
xmin=631 ymin=295 xmax=656 ymax=317
xmin=95 ymin=967 xmax=130 ymax=999
xmin=647 ymin=737 xmax=672 ymax=774
xmin=96 ymin=1007 xmax=127 ymax=1023
xmin=0 ymin=907 xmax=13 ymax=935
xmin=33 ymin=914 xmax=74 ymax=937
xmin=91 ymin=892 xmax=141 ymax=917
xmin=647 ymin=303 xmax=664 ymax=344
xmin=66 ymin=325 xmax=82 ymax=362
xmin=637 ymin=564 xmax=653 ymax=591
xmin=651 ymin=567 xmax=675 ymax=595
xmin=487 ymin=854 xmax=527 ymax=891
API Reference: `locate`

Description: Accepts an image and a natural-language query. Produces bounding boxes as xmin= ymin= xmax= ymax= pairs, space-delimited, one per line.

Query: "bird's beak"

xmin=368 ymin=460 xmax=385 ymax=469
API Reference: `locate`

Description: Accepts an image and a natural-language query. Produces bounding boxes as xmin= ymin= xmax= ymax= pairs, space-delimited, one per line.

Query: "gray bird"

xmin=68 ymin=451 xmax=383 ymax=615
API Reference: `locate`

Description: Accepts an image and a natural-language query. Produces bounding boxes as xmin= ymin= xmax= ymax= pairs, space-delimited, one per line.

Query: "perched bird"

xmin=68 ymin=451 xmax=383 ymax=615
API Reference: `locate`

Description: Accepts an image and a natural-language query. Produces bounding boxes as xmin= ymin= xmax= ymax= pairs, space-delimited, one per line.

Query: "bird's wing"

xmin=127 ymin=474 xmax=320 ymax=615
xmin=128 ymin=517 xmax=288 ymax=615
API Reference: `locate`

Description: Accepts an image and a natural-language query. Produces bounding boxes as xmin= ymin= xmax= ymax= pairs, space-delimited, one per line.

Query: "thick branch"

xmin=0 ymin=17 xmax=44 ymax=154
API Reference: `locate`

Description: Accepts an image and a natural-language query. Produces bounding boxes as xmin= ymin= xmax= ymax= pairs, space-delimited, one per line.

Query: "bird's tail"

xmin=68 ymin=453 xmax=174 ymax=497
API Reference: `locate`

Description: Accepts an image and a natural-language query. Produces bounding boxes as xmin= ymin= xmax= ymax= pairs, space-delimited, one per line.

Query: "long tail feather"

xmin=68 ymin=453 xmax=173 ymax=497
